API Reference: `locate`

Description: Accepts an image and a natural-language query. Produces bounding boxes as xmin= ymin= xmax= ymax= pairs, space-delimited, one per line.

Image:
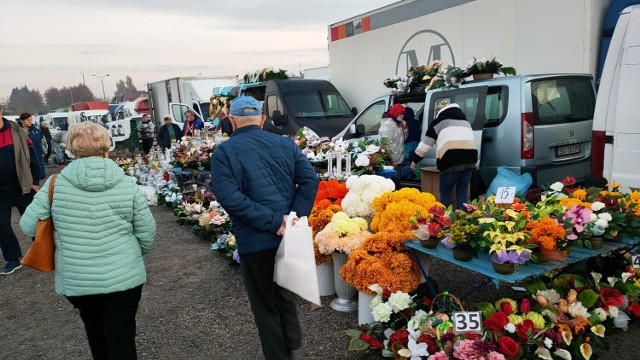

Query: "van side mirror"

xmin=272 ymin=110 xmax=285 ymax=126
xmin=355 ymin=124 xmax=365 ymax=136
xmin=351 ymin=107 xmax=358 ymax=116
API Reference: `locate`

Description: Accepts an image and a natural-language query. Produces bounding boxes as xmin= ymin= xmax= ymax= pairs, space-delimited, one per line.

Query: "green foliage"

xmin=577 ymin=289 xmax=599 ymax=308
xmin=6 ymin=86 xmax=45 ymax=115
xmin=524 ymin=277 xmax=548 ymax=294
xmin=475 ymin=302 xmax=496 ymax=319
xmin=243 ymin=68 xmax=289 ymax=83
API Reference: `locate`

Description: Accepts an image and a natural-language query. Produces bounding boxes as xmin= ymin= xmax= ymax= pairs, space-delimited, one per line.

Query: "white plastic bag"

xmin=274 ymin=211 xmax=321 ymax=305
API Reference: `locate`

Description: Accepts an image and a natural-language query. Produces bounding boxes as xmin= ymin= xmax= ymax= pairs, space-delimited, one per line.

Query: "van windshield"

xmin=285 ymin=91 xmax=352 ymax=118
xmin=531 ymin=78 xmax=595 ymax=125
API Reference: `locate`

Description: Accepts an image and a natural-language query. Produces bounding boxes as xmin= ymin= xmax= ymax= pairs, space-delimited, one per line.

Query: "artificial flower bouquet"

xmin=439 ymin=202 xmax=488 ymax=256
xmin=315 ymin=212 xmax=372 ymax=255
xmin=383 ymin=74 xmax=411 ymax=93
xmin=341 ymin=174 xmax=395 ymax=218
xmin=371 ymin=188 xmax=443 ymax=234
xmin=192 ymin=200 xmax=232 ymax=239
xmin=173 ymin=201 xmax=209 ymax=225
xmin=463 ymin=57 xmax=516 ymax=77
xmin=314 ymin=179 xmax=348 ymax=207
xmin=294 ymin=126 xmax=332 ymax=164
xmin=407 ymin=60 xmax=445 ymax=91
xmin=171 ymin=137 xmax=217 ymax=170
xmin=210 ymin=233 xmax=239 ymax=264
xmin=157 ymin=180 xmax=183 ymax=208
xmin=308 ymin=203 xmax=342 ymax=265
xmin=410 ymin=206 xmax=451 ymax=248
xmin=351 ymin=137 xmax=392 ymax=175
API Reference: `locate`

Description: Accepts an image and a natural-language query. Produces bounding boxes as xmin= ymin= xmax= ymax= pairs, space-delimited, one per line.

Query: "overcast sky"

xmin=0 ymin=0 xmax=394 ymax=102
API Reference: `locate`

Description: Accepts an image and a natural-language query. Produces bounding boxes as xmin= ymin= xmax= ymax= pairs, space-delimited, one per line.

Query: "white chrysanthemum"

xmin=504 ymin=323 xmax=516 ymax=333
xmin=598 ymin=212 xmax=612 ymax=221
xmin=568 ymin=301 xmax=589 ymax=318
xmin=536 ymin=289 xmax=561 ymax=305
xmin=544 ymin=337 xmax=553 ymax=349
xmin=595 ymin=218 xmax=609 ymax=228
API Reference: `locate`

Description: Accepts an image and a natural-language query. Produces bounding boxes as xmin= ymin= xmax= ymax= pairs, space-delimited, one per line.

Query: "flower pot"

xmin=452 ymin=248 xmax=473 ymax=262
xmin=590 ymin=237 xmax=604 ymax=249
xmin=533 ymin=250 xmax=549 ymax=264
xmin=492 ymin=261 xmax=516 ymax=275
xmin=539 ymin=246 xmax=572 ymax=261
xmin=317 ymin=262 xmax=335 ymax=296
xmin=330 ymin=252 xmax=357 ymax=312
xmin=358 ymin=291 xmax=375 ymax=325
xmin=473 ymin=73 xmax=494 ymax=80
xmin=610 ymin=233 xmax=623 ymax=243
xmin=419 ymin=238 xmax=440 ymax=249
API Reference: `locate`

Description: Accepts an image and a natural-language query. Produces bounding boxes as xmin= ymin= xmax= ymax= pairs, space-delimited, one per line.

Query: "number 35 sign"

xmin=453 ymin=311 xmax=483 ymax=333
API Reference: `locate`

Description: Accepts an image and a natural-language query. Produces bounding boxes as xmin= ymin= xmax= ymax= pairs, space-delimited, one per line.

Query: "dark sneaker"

xmin=0 ymin=260 xmax=22 ymax=275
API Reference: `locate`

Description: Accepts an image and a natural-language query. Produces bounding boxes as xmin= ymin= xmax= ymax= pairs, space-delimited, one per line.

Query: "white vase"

xmin=317 ymin=262 xmax=335 ymax=296
xmin=330 ymin=252 xmax=357 ymax=312
xmin=358 ymin=291 xmax=375 ymax=325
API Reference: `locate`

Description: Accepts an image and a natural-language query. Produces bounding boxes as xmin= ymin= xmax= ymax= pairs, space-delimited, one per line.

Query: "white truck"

xmin=591 ymin=5 xmax=640 ymax=191
xmin=328 ymin=0 xmax=623 ymax=112
xmin=147 ymin=76 xmax=238 ymax=129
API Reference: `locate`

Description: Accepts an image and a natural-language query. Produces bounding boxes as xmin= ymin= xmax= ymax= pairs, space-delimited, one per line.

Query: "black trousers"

xmin=141 ymin=138 xmax=154 ymax=155
xmin=240 ymin=248 xmax=302 ymax=360
xmin=66 ymin=285 xmax=143 ymax=360
xmin=0 ymin=189 xmax=34 ymax=261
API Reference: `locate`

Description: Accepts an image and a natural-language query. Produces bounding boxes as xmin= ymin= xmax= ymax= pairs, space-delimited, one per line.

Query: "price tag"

xmin=632 ymin=255 xmax=640 ymax=268
xmin=453 ymin=311 xmax=483 ymax=333
xmin=494 ymin=186 xmax=516 ymax=204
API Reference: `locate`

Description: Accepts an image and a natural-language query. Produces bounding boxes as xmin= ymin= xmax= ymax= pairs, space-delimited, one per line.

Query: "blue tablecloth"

xmin=405 ymin=236 xmax=640 ymax=287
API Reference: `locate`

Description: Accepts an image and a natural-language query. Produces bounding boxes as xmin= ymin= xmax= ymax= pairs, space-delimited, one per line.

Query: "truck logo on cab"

xmin=396 ymin=30 xmax=456 ymax=75
xmin=569 ymin=128 xmax=575 ymax=137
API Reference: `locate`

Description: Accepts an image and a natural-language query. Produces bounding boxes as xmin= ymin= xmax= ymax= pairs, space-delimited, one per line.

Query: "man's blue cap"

xmin=229 ymin=96 xmax=262 ymax=116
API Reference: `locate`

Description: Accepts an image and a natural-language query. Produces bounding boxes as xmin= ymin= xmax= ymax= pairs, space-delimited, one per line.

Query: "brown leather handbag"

xmin=21 ymin=174 xmax=58 ymax=272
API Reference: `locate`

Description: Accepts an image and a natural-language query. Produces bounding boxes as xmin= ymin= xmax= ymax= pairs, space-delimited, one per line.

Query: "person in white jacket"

xmin=378 ymin=103 xmax=409 ymax=166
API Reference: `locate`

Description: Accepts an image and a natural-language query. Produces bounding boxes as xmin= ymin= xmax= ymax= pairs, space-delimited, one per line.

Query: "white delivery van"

xmin=591 ymin=5 xmax=640 ymax=191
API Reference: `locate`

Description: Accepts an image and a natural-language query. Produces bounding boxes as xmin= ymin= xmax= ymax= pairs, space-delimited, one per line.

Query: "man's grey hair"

xmin=230 ymin=114 xmax=262 ymax=123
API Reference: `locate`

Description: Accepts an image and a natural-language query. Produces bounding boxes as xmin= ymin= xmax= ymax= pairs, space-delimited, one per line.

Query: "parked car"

xmin=336 ymin=74 xmax=596 ymax=193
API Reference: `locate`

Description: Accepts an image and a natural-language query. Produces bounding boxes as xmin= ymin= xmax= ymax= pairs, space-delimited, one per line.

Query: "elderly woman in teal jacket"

xmin=20 ymin=121 xmax=156 ymax=360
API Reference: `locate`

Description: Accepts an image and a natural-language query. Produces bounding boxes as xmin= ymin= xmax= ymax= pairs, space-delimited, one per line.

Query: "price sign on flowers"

xmin=632 ymin=255 xmax=640 ymax=268
xmin=453 ymin=311 xmax=483 ymax=333
xmin=494 ymin=187 xmax=516 ymax=204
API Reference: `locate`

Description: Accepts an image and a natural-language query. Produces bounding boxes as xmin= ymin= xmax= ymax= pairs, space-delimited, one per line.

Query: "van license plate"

xmin=556 ymin=144 xmax=581 ymax=157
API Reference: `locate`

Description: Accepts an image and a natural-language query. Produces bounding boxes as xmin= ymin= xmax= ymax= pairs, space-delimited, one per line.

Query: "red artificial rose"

xmin=484 ymin=312 xmax=510 ymax=332
xmin=417 ymin=333 xmax=439 ymax=355
xmin=383 ymin=289 xmax=392 ymax=299
xmin=516 ymin=320 xmax=535 ymax=342
xmin=423 ymin=297 xmax=432 ymax=307
xmin=500 ymin=301 xmax=514 ymax=315
xmin=520 ymin=298 xmax=531 ymax=314
xmin=466 ymin=333 xmax=481 ymax=340
xmin=599 ymin=288 xmax=624 ymax=309
xmin=389 ymin=329 xmax=410 ymax=347
xmin=629 ymin=303 xmax=640 ymax=318
xmin=497 ymin=336 xmax=520 ymax=357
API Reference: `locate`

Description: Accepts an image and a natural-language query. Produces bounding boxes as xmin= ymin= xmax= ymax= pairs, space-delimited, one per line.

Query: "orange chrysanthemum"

xmin=526 ymin=218 xmax=566 ymax=250
xmin=314 ymin=180 xmax=348 ymax=207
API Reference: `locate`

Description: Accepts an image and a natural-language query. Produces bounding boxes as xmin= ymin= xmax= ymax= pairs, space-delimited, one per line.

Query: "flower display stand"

xmin=492 ymin=261 xmax=515 ymax=275
xmin=358 ymin=291 xmax=375 ymax=325
xmin=317 ymin=262 xmax=335 ymax=296
xmin=330 ymin=252 xmax=357 ymax=312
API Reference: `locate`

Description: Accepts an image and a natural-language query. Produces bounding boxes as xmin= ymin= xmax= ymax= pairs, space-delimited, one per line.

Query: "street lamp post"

xmin=77 ymin=70 xmax=86 ymax=86
xmin=92 ymin=74 xmax=110 ymax=101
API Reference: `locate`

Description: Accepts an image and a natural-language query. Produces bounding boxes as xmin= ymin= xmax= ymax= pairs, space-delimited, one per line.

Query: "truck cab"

xmin=233 ymin=79 xmax=355 ymax=138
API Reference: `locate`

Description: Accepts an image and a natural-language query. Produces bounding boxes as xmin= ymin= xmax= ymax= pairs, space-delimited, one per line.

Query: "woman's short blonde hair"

xmin=66 ymin=122 xmax=111 ymax=158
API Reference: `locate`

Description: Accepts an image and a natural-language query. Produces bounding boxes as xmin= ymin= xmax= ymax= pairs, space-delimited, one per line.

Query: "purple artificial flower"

xmin=491 ymin=250 xmax=531 ymax=265
xmin=232 ymin=249 xmax=240 ymax=263
xmin=441 ymin=235 xmax=455 ymax=249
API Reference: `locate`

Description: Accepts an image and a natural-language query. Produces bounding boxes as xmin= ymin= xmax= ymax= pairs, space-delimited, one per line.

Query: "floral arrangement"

xmin=174 ymin=201 xmax=209 ymax=225
xmin=192 ymin=200 xmax=232 ymax=239
xmin=116 ymin=157 xmax=140 ymax=173
xmin=314 ymin=179 xmax=348 ymax=207
xmin=383 ymin=60 xmax=465 ymax=93
xmin=351 ymin=137 xmax=392 ymax=175
xmin=243 ymin=67 xmax=288 ymax=83
xmin=383 ymin=74 xmax=411 ymax=93
xmin=157 ymin=181 xmax=183 ymax=208
xmin=439 ymin=202 xmax=489 ymax=254
xmin=341 ymin=231 xmax=422 ymax=294
xmin=371 ymin=188 xmax=442 ymax=234
xmin=294 ymin=126 xmax=332 ymax=163
xmin=315 ymin=212 xmax=371 ymax=254
xmin=171 ymin=137 xmax=217 ymax=170
xmin=407 ymin=61 xmax=444 ymax=91
xmin=211 ymin=233 xmax=238 ymax=264
xmin=485 ymin=215 xmax=532 ymax=265
xmin=464 ymin=57 xmax=516 ymax=77
xmin=308 ymin=203 xmax=342 ymax=265
xmin=410 ymin=207 xmax=451 ymax=241
xmin=341 ymin=175 xmax=395 ymax=218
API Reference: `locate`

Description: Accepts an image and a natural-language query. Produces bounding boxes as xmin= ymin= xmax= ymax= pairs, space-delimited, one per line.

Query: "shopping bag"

xmin=21 ymin=174 xmax=58 ymax=272
xmin=274 ymin=211 xmax=321 ymax=305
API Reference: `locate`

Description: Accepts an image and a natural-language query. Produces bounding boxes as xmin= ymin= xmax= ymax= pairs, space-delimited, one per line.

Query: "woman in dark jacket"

xmin=156 ymin=115 xmax=183 ymax=150
xmin=19 ymin=113 xmax=45 ymax=180
xmin=40 ymin=121 xmax=52 ymax=164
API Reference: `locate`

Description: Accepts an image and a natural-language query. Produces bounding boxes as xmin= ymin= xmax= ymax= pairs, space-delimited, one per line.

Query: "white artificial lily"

xmin=608 ymin=277 xmax=618 ymax=287
xmin=536 ymin=347 xmax=553 ymax=359
xmin=591 ymin=272 xmax=603 ymax=283
xmin=368 ymin=284 xmax=383 ymax=295
xmin=549 ymin=182 xmax=564 ymax=192
xmin=621 ymin=272 xmax=633 ymax=283
xmin=554 ymin=349 xmax=572 ymax=359
xmin=397 ymin=338 xmax=429 ymax=360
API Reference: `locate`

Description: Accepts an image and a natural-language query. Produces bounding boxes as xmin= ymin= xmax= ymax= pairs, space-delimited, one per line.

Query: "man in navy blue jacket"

xmin=211 ymin=96 xmax=318 ymax=360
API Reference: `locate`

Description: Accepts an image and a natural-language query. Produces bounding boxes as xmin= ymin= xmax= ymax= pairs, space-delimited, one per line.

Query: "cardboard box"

xmin=420 ymin=167 xmax=470 ymax=202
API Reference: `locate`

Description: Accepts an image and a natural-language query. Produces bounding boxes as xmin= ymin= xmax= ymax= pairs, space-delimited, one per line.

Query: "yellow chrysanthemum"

xmin=571 ymin=189 xmax=587 ymax=201
xmin=525 ymin=312 xmax=546 ymax=329
xmin=496 ymin=298 xmax=520 ymax=314
xmin=507 ymin=314 xmax=524 ymax=325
